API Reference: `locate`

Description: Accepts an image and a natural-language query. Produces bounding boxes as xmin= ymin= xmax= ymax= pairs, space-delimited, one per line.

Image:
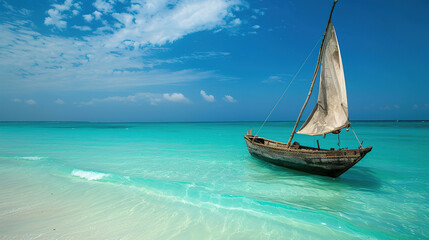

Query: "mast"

xmin=287 ymin=0 xmax=338 ymax=147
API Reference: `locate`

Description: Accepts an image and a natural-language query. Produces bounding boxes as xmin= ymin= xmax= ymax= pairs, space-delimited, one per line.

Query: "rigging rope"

xmin=254 ymin=36 xmax=323 ymax=138
xmin=350 ymin=125 xmax=363 ymax=149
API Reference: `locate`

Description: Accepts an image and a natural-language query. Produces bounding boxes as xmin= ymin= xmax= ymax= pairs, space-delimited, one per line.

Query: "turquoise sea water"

xmin=0 ymin=121 xmax=428 ymax=239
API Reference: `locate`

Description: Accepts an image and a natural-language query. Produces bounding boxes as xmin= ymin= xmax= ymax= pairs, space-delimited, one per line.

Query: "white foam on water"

xmin=19 ymin=156 xmax=46 ymax=160
xmin=71 ymin=169 xmax=109 ymax=181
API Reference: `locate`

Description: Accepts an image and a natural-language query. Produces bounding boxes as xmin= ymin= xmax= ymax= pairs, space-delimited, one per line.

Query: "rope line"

xmin=350 ymin=125 xmax=363 ymax=149
xmin=254 ymin=36 xmax=323 ymax=138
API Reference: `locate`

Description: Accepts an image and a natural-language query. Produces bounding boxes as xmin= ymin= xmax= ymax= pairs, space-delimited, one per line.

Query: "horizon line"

xmin=0 ymin=120 xmax=427 ymax=123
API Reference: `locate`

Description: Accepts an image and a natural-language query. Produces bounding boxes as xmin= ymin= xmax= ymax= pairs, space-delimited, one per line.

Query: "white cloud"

xmin=44 ymin=0 xmax=82 ymax=29
xmin=83 ymin=14 xmax=94 ymax=22
xmin=0 ymin=22 xmax=219 ymax=91
xmin=108 ymin=0 xmax=244 ymax=46
xmin=153 ymin=52 xmax=230 ymax=65
xmin=2 ymin=2 xmax=32 ymax=16
xmin=10 ymin=98 xmax=37 ymax=104
xmin=93 ymin=10 xmax=102 ymax=20
xmin=262 ymin=75 xmax=283 ymax=83
xmin=253 ymin=9 xmax=265 ymax=16
xmin=80 ymin=92 xmax=190 ymax=106
xmin=412 ymin=104 xmax=429 ymax=110
xmin=81 ymin=95 xmax=139 ymax=105
xmin=44 ymin=9 xmax=67 ymax=29
xmin=163 ymin=93 xmax=190 ymax=103
xmin=52 ymin=0 xmax=74 ymax=12
xmin=1 ymin=0 xmax=245 ymax=91
xmin=25 ymin=99 xmax=36 ymax=105
xmin=55 ymin=98 xmax=65 ymax=104
xmin=223 ymin=95 xmax=237 ymax=103
xmin=380 ymin=106 xmax=391 ymax=111
xmin=231 ymin=18 xmax=241 ymax=26
xmin=72 ymin=25 xmax=92 ymax=31
xmin=2 ymin=1 xmax=15 ymax=11
xmin=81 ymin=93 xmax=156 ymax=105
xmin=200 ymin=90 xmax=215 ymax=102
xmin=95 ymin=20 xmax=114 ymax=33
xmin=93 ymin=0 xmax=113 ymax=13
xmin=381 ymin=105 xmax=401 ymax=111
xmin=252 ymin=24 xmax=260 ymax=29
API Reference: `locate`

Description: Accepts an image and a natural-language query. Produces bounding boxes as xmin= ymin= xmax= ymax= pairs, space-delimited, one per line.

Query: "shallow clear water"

xmin=0 ymin=121 xmax=428 ymax=239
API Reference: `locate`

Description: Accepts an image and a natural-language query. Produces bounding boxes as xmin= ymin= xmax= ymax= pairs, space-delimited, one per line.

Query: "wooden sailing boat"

xmin=244 ymin=0 xmax=372 ymax=177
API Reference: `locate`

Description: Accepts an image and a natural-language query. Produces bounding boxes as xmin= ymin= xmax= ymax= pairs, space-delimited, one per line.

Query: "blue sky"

xmin=0 ymin=0 xmax=428 ymax=121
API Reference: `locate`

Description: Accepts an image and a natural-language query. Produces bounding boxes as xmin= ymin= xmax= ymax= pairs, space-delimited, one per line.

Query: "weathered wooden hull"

xmin=244 ymin=135 xmax=372 ymax=177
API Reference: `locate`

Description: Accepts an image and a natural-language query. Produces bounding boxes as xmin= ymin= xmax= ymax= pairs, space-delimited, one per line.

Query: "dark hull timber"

xmin=244 ymin=135 xmax=372 ymax=177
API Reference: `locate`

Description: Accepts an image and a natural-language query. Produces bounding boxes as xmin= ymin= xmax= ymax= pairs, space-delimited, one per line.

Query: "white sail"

xmin=297 ymin=21 xmax=350 ymax=136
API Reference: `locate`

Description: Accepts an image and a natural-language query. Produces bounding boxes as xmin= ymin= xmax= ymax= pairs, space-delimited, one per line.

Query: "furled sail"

xmin=297 ymin=21 xmax=350 ymax=136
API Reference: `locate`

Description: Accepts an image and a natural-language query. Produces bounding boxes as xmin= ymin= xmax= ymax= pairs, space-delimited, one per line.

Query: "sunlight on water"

xmin=0 ymin=122 xmax=428 ymax=239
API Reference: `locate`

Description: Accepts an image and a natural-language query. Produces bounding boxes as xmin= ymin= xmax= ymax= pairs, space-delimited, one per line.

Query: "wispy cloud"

xmin=83 ymin=14 xmax=94 ymax=22
xmin=105 ymin=0 xmax=245 ymax=46
xmin=80 ymin=93 xmax=158 ymax=106
xmin=163 ymin=93 xmax=190 ymax=103
xmin=11 ymin=98 xmax=36 ymax=104
xmin=223 ymin=95 xmax=237 ymax=103
xmin=93 ymin=10 xmax=102 ymax=20
xmin=72 ymin=25 xmax=92 ymax=31
xmin=262 ymin=75 xmax=284 ymax=83
xmin=80 ymin=92 xmax=190 ymax=106
xmin=52 ymin=0 xmax=74 ymax=12
xmin=380 ymin=104 xmax=401 ymax=111
xmin=230 ymin=18 xmax=242 ymax=26
xmin=25 ymin=99 xmax=36 ymax=105
xmin=412 ymin=104 xmax=429 ymax=111
xmin=55 ymin=98 xmax=65 ymax=104
xmin=0 ymin=22 xmax=222 ymax=91
xmin=93 ymin=0 xmax=113 ymax=13
xmin=200 ymin=90 xmax=215 ymax=102
xmin=253 ymin=8 xmax=265 ymax=16
xmin=2 ymin=1 xmax=32 ymax=16
xmin=150 ymin=52 xmax=230 ymax=67
xmin=0 ymin=0 xmax=245 ymax=92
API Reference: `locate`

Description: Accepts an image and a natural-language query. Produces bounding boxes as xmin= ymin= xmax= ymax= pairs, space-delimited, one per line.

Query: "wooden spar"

xmin=286 ymin=0 xmax=338 ymax=147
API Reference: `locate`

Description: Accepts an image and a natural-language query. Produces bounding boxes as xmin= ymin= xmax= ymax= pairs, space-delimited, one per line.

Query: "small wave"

xmin=19 ymin=156 xmax=46 ymax=160
xmin=71 ymin=169 xmax=109 ymax=181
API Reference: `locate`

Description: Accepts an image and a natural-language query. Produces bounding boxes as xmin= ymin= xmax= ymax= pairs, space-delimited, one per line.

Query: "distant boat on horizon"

xmin=244 ymin=0 xmax=372 ymax=177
